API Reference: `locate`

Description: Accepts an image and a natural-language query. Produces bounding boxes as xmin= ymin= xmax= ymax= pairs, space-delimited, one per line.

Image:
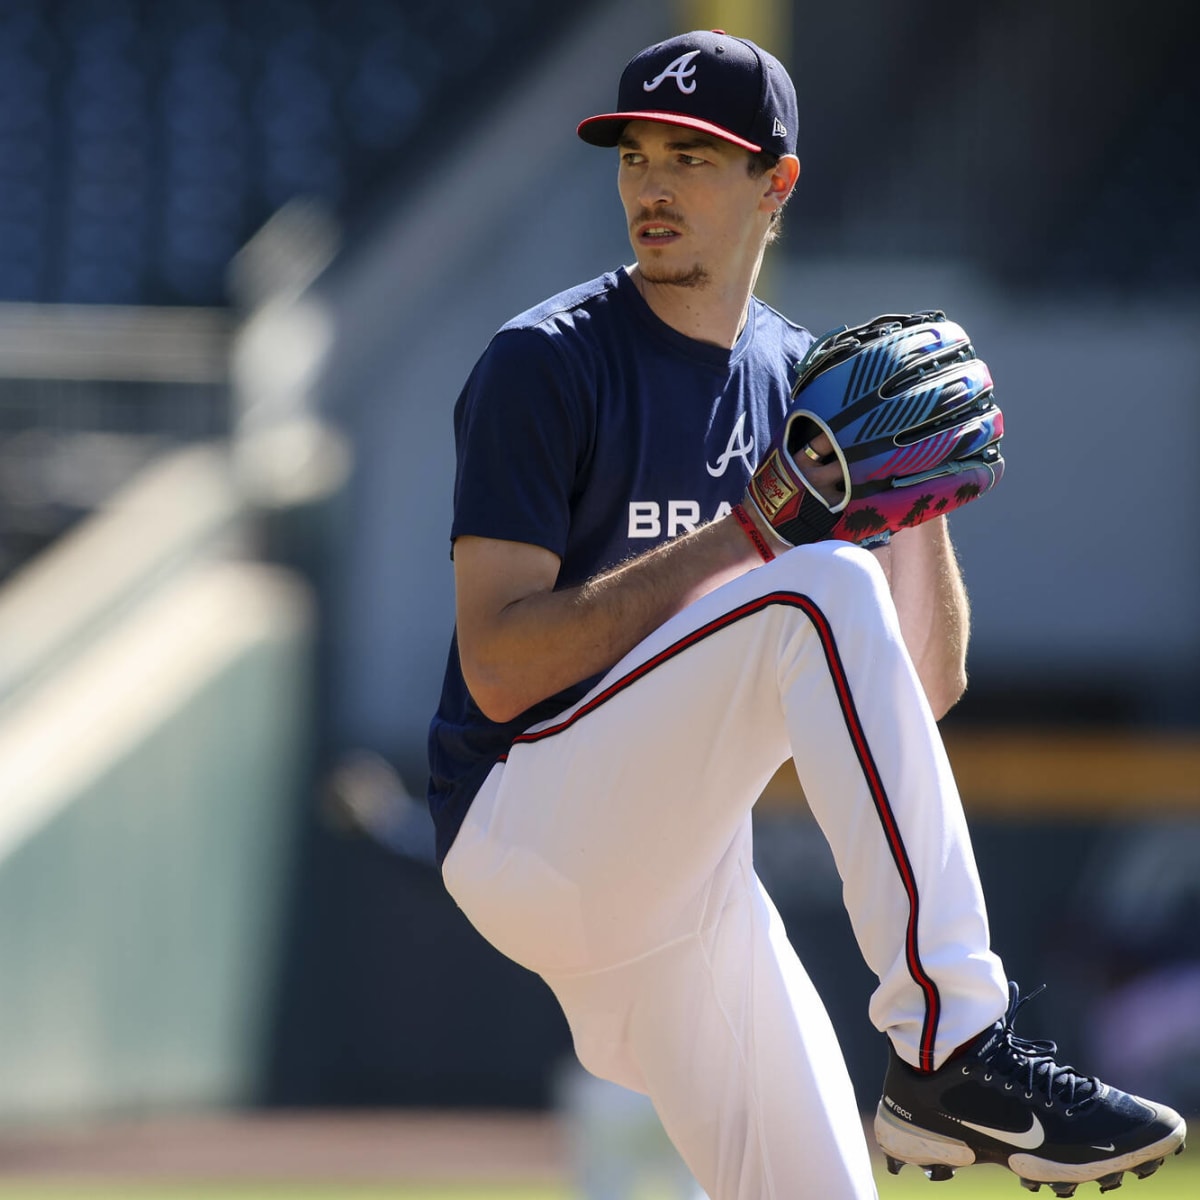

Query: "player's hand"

xmin=785 ymin=312 xmax=1003 ymax=546
xmin=794 ymin=430 xmax=844 ymax=506
xmin=733 ymin=312 xmax=1003 ymax=562
xmin=731 ymin=419 xmax=848 ymax=560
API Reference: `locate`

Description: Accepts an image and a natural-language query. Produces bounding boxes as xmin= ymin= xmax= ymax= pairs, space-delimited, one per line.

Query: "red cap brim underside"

xmin=576 ymin=111 xmax=762 ymax=153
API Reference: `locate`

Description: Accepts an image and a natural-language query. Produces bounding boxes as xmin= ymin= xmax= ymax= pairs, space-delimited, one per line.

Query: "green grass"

xmin=0 ymin=1156 xmax=1193 ymax=1199
xmin=876 ymin=1152 xmax=1196 ymax=1197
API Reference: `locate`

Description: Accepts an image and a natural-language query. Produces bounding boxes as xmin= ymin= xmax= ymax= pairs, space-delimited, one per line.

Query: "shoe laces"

xmin=975 ymin=982 xmax=1099 ymax=1111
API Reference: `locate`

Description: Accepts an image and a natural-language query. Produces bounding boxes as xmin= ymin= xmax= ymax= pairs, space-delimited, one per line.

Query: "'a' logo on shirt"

xmin=707 ymin=412 xmax=755 ymax=477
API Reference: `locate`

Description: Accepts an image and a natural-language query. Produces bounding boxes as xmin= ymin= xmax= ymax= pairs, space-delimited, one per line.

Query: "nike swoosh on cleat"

xmin=1091 ymin=1143 xmax=1115 ymax=1152
xmin=958 ymin=1113 xmax=1045 ymax=1149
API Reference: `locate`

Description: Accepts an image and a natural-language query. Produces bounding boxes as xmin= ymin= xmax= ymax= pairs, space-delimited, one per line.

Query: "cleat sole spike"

xmin=884 ymin=1155 xmax=905 ymax=1176
xmin=923 ymin=1163 xmax=955 ymax=1181
xmin=1131 ymin=1157 xmax=1163 ymax=1179
xmin=1097 ymin=1170 xmax=1124 ymax=1193
xmin=1019 ymin=1181 xmax=1042 ymax=1194
xmin=1049 ymin=1184 xmax=1077 ymax=1198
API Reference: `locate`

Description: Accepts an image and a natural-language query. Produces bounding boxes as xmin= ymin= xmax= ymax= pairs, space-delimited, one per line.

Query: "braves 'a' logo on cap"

xmin=643 ymin=50 xmax=701 ymax=94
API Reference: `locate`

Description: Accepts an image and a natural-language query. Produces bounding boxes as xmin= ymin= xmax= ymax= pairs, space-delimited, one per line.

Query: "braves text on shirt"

xmin=628 ymin=499 xmax=734 ymax=538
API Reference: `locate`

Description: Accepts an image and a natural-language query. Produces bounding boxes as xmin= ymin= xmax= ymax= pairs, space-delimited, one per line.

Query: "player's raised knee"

xmin=779 ymin=539 xmax=889 ymax=596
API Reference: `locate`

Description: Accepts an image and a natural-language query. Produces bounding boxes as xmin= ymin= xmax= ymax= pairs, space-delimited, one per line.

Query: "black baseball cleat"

xmin=874 ymin=983 xmax=1187 ymax=1194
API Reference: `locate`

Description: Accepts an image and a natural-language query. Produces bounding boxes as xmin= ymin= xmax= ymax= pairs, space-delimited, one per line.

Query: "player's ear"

xmin=762 ymin=155 xmax=800 ymax=212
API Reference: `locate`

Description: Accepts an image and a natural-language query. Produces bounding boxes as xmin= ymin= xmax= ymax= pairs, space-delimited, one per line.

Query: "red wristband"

xmin=732 ymin=502 xmax=776 ymax=563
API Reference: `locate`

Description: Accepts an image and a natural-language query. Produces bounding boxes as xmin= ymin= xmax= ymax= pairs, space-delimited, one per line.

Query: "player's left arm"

xmin=793 ymin=430 xmax=970 ymax=718
xmin=871 ymin=516 xmax=969 ymax=720
xmin=748 ymin=310 xmax=998 ymax=719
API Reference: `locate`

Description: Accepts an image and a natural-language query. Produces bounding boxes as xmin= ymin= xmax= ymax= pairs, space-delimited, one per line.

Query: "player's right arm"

xmin=454 ymin=521 xmax=757 ymax=724
xmin=449 ymin=322 xmax=764 ymax=723
xmin=452 ymin=320 xmax=850 ymax=724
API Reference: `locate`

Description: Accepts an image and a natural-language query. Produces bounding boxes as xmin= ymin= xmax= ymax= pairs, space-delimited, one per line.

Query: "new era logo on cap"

xmin=578 ymin=29 xmax=799 ymax=157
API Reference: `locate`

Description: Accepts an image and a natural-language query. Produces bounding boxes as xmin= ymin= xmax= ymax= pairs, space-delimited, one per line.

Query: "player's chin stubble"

xmin=631 ymin=208 xmax=709 ymax=288
xmin=639 ymin=263 xmax=710 ymax=289
xmin=633 ymin=261 xmax=705 ymax=289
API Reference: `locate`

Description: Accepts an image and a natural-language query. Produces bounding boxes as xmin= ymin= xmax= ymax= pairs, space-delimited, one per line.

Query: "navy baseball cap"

xmin=577 ymin=29 xmax=798 ymax=157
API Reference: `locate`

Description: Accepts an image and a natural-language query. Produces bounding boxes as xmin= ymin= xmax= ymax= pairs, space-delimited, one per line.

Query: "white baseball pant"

xmin=443 ymin=540 xmax=1009 ymax=1200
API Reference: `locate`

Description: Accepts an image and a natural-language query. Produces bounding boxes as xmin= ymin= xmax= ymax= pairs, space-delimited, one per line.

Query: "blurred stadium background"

xmin=0 ymin=0 xmax=1196 ymax=1194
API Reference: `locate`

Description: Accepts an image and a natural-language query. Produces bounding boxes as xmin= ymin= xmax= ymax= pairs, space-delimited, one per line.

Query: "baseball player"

xmin=426 ymin=29 xmax=1186 ymax=1200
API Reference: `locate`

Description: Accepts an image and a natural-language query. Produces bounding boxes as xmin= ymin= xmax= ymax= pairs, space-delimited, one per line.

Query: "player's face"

xmin=616 ymin=120 xmax=773 ymax=289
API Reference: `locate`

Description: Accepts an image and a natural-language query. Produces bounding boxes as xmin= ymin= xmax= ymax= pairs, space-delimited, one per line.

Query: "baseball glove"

xmin=740 ymin=310 xmax=1004 ymax=550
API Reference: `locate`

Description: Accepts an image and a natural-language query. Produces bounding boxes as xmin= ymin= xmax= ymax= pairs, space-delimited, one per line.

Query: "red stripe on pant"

xmin=501 ymin=590 xmax=942 ymax=1069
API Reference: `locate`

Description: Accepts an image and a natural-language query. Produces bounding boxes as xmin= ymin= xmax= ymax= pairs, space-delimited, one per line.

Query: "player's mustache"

xmin=631 ymin=208 xmax=688 ymax=232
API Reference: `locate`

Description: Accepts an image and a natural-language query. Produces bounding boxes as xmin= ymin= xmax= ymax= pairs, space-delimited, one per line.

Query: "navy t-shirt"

xmin=427 ymin=267 xmax=815 ymax=863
